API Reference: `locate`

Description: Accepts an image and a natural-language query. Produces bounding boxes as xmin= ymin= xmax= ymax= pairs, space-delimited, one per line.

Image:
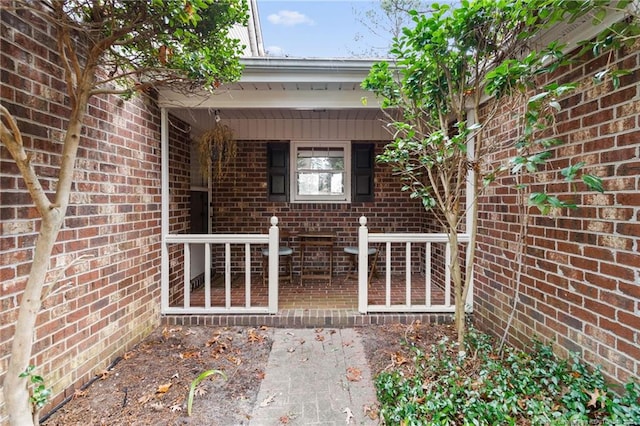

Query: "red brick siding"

xmin=1 ymin=7 xmax=162 ymax=421
xmin=165 ymin=117 xmax=191 ymax=306
xmin=474 ymin=43 xmax=640 ymax=385
xmin=208 ymin=140 xmax=428 ymax=275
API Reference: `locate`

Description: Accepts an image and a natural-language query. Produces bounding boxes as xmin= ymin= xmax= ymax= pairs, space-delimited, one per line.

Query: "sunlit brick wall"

xmin=474 ymin=41 xmax=640 ymax=386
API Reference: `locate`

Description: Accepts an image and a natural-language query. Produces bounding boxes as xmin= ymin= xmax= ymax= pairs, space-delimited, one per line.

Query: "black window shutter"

xmin=351 ymin=143 xmax=374 ymax=202
xmin=267 ymin=142 xmax=289 ymax=202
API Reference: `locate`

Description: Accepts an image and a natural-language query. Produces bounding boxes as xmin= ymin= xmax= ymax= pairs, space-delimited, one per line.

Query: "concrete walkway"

xmin=250 ymin=328 xmax=379 ymax=426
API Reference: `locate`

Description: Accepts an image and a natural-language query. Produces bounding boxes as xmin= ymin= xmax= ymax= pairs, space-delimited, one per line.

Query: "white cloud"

xmin=267 ymin=10 xmax=315 ymax=26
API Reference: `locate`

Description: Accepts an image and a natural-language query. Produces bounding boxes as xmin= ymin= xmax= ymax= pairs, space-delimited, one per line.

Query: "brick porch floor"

xmin=161 ymin=273 xmax=455 ymax=328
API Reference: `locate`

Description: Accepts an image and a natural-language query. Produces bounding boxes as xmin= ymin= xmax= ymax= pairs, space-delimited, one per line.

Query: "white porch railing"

xmin=161 ymin=217 xmax=282 ymax=314
xmin=356 ymin=216 xmax=472 ymax=314
xmin=160 ymin=215 xmax=472 ymax=315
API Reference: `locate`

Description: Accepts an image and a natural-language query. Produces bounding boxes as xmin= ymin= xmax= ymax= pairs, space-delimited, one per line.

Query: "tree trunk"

xmin=444 ymin=212 xmax=466 ymax=347
xmin=3 ymin=215 xmax=62 ymax=426
xmin=3 ymin=112 xmax=86 ymax=426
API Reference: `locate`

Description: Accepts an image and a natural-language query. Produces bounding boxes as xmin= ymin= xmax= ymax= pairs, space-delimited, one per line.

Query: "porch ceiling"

xmin=159 ymin=57 xmax=388 ymax=135
xmin=169 ymin=107 xmax=382 ymax=124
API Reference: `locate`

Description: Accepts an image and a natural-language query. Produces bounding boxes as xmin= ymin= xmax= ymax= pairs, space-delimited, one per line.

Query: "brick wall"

xmin=207 ymin=140 xmax=428 ymax=276
xmin=167 ymin=117 xmax=191 ymax=305
xmin=1 ymin=7 xmax=162 ymax=421
xmin=474 ymin=42 xmax=640 ymax=385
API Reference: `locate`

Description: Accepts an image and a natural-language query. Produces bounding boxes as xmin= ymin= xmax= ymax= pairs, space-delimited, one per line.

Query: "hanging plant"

xmin=197 ymin=123 xmax=237 ymax=182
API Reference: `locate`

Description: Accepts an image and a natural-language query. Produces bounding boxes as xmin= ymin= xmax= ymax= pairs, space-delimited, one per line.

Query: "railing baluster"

xmin=425 ymin=242 xmax=432 ymax=307
xmin=445 ymin=242 xmax=451 ymax=307
xmin=184 ymin=243 xmax=190 ymax=308
xmin=385 ymin=241 xmax=392 ymax=307
xmin=225 ymin=242 xmax=231 ymax=309
xmin=205 ymin=243 xmax=211 ymax=308
xmin=244 ymin=242 xmax=251 ymax=308
xmin=405 ymin=242 xmax=411 ymax=306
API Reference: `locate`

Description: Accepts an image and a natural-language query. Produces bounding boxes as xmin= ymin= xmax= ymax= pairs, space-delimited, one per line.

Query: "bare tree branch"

xmin=0 ymin=105 xmax=52 ymax=216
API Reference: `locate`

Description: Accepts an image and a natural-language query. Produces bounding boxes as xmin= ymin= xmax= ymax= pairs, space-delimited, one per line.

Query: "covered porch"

xmin=158 ymin=58 xmax=475 ymax=322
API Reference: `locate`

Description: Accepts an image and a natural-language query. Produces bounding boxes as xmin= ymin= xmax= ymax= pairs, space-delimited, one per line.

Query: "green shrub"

xmin=376 ymin=329 xmax=640 ymax=425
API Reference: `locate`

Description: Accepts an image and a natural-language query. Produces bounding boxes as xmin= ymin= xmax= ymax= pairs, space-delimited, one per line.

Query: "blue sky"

xmin=256 ymin=1 xmax=394 ymax=58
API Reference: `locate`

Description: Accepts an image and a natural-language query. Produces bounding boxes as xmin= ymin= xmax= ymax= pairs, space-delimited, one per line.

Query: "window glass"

xmin=292 ymin=142 xmax=350 ymax=202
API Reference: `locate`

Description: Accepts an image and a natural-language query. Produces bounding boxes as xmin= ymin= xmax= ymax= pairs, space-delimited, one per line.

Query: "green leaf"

xmin=188 ymin=369 xmax=226 ymax=416
xmin=528 ymin=92 xmax=549 ymax=104
xmin=548 ymin=101 xmax=561 ymax=111
xmin=593 ymin=8 xmax=607 ymax=25
xmin=561 ymin=162 xmax=586 ymax=180
xmin=529 ymin=192 xmax=548 ymax=205
xmin=582 ymin=174 xmax=604 ymax=193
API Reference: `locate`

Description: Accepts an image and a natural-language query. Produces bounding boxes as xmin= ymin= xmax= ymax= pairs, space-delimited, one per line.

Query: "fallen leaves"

xmin=45 ymin=325 xmax=275 ymax=425
xmin=346 ymin=367 xmax=362 ymax=382
xmin=179 ymin=350 xmax=201 ymax=359
xmin=72 ymin=389 xmax=87 ymax=399
xmin=226 ymin=355 xmax=242 ymax=366
xmin=392 ymin=352 xmax=409 ymax=366
xmin=587 ymin=388 xmax=602 ymax=408
xmin=162 ymin=326 xmax=182 ymax=339
xmin=259 ymin=393 xmax=277 ymax=407
xmin=343 ymin=407 xmax=354 ymax=424
xmin=194 ymin=386 xmax=207 ymax=397
xmin=279 ymin=412 xmax=297 ymax=424
xmin=248 ymin=328 xmax=266 ymax=343
xmin=156 ymin=383 xmax=172 ymax=394
xmin=363 ymin=404 xmax=379 ymax=420
xmin=95 ymin=369 xmax=110 ymax=380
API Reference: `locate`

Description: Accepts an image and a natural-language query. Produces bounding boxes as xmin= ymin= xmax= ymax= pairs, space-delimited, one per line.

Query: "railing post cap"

xmin=270 ymin=216 xmax=278 ymax=226
xmin=359 ymin=216 xmax=367 ymax=226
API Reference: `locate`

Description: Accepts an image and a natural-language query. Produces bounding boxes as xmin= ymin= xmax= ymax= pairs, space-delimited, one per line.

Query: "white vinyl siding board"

xmin=222 ymin=118 xmax=389 ymax=141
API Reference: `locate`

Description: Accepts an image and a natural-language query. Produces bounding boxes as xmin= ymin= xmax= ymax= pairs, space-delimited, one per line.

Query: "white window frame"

xmin=290 ymin=141 xmax=351 ymax=203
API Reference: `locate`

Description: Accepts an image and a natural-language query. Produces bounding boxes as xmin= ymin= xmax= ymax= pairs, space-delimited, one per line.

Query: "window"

xmin=267 ymin=141 xmax=374 ymax=203
xmin=293 ymin=141 xmax=349 ymax=202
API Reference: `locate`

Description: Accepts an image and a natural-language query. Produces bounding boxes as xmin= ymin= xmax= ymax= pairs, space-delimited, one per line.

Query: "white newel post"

xmin=358 ymin=216 xmax=369 ymax=313
xmin=268 ymin=216 xmax=279 ymax=314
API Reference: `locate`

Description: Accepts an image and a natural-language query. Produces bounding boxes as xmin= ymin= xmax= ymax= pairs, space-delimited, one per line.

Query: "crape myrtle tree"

xmin=362 ymin=0 xmax=607 ymax=346
xmin=0 ymin=1 xmax=248 ymax=424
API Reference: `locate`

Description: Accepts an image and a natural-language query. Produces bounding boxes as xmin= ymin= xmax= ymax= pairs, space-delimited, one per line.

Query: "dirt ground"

xmin=42 ymin=322 xmax=456 ymax=426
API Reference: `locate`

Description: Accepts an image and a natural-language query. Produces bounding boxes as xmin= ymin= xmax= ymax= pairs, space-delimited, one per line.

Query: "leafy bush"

xmin=376 ymin=329 xmax=640 ymax=425
xmin=19 ymin=365 xmax=51 ymax=410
